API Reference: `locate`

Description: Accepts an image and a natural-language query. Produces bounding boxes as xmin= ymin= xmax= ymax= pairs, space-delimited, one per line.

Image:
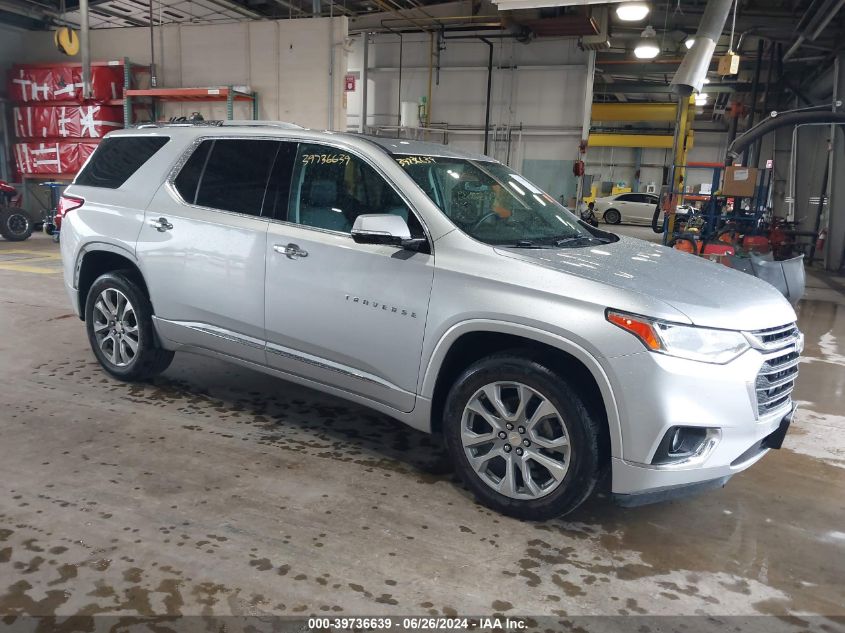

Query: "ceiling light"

xmin=703 ymin=77 xmax=711 ymax=84
xmin=615 ymin=1 xmax=650 ymax=21
xmin=685 ymin=36 xmax=695 ymax=49
xmin=634 ymin=26 xmax=660 ymax=59
xmin=694 ymin=93 xmax=708 ymax=105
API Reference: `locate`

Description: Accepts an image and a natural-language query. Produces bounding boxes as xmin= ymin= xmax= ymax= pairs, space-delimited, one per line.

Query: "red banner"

xmin=14 ymin=141 xmax=99 ymax=175
xmin=8 ymin=65 xmax=124 ymax=103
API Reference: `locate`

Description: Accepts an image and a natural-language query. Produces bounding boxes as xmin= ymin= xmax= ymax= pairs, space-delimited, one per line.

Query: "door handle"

xmin=149 ymin=217 xmax=173 ymax=232
xmin=273 ymin=243 xmax=308 ymax=259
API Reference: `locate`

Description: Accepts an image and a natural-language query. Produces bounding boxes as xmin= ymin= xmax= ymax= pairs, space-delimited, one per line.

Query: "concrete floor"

xmin=1 ymin=232 xmax=844 ymax=623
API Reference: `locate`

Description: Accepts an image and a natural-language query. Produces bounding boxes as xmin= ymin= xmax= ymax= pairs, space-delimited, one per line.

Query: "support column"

xmin=575 ymin=50 xmax=596 ymax=207
xmin=79 ymin=0 xmax=91 ymax=100
xmin=360 ymin=33 xmax=369 ymax=133
xmin=666 ymin=95 xmax=693 ymax=238
xmin=827 ymin=52 xmax=845 ymax=271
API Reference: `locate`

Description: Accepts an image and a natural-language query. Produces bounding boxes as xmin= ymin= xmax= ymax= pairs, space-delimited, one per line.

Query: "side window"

xmin=287 ymin=143 xmax=424 ymax=238
xmin=616 ymin=194 xmax=634 ymax=202
xmin=173 ymin=140 xmax=211 ymax=205
xmin=190 ymin=139 xmax=279 ymax=216
xmin=75 ymin=136 xmax=169 ymax=188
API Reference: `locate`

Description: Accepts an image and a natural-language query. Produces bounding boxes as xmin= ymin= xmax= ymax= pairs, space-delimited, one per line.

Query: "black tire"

xmin=603 ymin=208 xmax=622 ymax=225
xmin=0 ymin=208 xmax=33 ymax=241
xmin=84 ymin=271 xmax=174 ymax=381
xmin=443 ymin=353 xmax=603 ymax=521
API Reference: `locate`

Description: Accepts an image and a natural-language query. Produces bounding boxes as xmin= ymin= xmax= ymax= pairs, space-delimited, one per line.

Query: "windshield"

xmin=395 ymin=156 xmax=598 ymax=247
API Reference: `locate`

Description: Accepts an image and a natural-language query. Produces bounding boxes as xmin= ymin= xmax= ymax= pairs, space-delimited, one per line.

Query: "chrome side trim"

xmin=154 ymin=318 xmax=265 ymax=350
xmin=265 ymin=341 xmax=410 ymax=395
xmin=155 ymin=317 xmax=412 ymax=396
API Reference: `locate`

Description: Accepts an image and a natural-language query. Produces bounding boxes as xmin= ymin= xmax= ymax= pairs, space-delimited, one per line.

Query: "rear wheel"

xmin=84 ymin=272 xmax=174 ymax=381
xmin=603 ymin=208 xmax=621 ymax=225
xmin=443 ymin=353 xmax=602 ymax=520
xmin=0 ymin=208 xmax=33 ymax=241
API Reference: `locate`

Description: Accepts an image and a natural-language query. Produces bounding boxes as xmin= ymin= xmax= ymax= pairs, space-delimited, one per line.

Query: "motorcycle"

xmin=0 ymin=181 xmax=34 ymax=242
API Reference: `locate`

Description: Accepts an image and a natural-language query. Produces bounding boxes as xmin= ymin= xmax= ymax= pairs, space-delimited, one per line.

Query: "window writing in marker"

xmin=301 ymin=153 xmax=351 ymax=165
xmin=395 ymin=155 xmax=436 ymax=167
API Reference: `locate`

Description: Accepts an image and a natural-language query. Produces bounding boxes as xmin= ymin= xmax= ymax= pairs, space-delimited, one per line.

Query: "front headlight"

xmin=607 ymin=310 xmax=750 ymax=364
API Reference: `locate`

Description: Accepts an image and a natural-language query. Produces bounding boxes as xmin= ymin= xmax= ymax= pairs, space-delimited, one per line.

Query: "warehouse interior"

xmin=1 ymin=0 xmax=844 ymax=629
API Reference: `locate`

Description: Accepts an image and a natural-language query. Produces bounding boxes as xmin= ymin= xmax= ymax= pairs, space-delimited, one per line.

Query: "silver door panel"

xmin=264 ymin=221 xmax=434 ymax=413
xmin=137 ymin=189 xmax=269 ymax=344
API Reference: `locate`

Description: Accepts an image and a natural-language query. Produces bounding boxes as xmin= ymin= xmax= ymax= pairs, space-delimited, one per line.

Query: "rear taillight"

xmin=57 ymin=195 xmax=84 ymax=219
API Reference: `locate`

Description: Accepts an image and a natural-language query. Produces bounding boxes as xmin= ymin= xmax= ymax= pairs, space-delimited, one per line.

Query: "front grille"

xmin=747 ymin=322 xmax=801 ymax=351
xmin=748 ymin=322 xmax=801 ymax=417
xmin=756 ymin=350 xmax=799 ymax=416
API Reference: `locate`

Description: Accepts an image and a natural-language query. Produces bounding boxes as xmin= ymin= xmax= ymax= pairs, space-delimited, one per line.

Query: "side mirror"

xmin=351 ymin=214 xmax=412 ymax=246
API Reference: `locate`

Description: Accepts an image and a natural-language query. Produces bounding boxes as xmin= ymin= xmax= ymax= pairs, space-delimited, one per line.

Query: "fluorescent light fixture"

xmin=634 ymin=26 xmax=660 ymax=59
xmin=703 ymin=77 xmax=711 ymax=84
xmin=615 ymin=1 xmax=650 ymax=21
xmin=694 ymin=93 xmax=708 ymax=105
xmin=685 ymin=36 xmax=695 ymax=49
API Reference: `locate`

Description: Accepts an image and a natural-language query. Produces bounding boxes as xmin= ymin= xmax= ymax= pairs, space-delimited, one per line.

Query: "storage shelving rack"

xmin=10 ymin=58 xmax=150 ymax=208
xmin=662 ymin=161 xmax=773 ymax=245
xmin=124 ymin=87 xmax=258 ymax=122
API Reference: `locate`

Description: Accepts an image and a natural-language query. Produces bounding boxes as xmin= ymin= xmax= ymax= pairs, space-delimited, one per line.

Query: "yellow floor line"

xmin=0 ymin=264 xmax=61 ymax=274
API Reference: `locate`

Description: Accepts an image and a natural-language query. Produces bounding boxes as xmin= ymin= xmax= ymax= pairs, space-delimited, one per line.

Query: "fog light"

xmin=652 ymin=426 xmax=720 ymax=465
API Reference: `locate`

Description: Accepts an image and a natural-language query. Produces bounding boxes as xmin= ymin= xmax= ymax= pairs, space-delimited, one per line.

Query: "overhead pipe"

xmin=782 ymin=0 xmax=845 ymax=61
xmin=671 ymin=0 xmax=734 ymax=96
xmin=742 ymin=38 xmax=765 ymax=166
xmin=754 ymin=41 xmax=778 ymax=167
xmin=727 ymin=110 xmax=845 ymax=163
xmin=481 ymin=37 xmax=493 ymax=155
xmin=440 ymin=32 xmax=519 ymax=155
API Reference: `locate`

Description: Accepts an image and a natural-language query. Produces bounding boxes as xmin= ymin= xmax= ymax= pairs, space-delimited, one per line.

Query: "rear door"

xmin=262 ymin=141 xmax=435 ymax=412
xmin=136 ymin=137 xmax=280 ymax=364
xmin=626 ymin=194 xmax=653 ymax=223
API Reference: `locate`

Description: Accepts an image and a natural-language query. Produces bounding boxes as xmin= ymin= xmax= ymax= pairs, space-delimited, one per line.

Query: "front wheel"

xmin=84 ymin=272 xmax=174 ymax=381
xmin=603 ymin=208 xmax=621 ymax=225
xmin=0 ymin=208 xmax=33 ymax=241
xmin=443 ymin=353 xmax=603 ymax=520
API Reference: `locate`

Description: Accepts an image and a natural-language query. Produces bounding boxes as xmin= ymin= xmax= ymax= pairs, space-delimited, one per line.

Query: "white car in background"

xmin=594 ymin=192 xmax=659 ymax=225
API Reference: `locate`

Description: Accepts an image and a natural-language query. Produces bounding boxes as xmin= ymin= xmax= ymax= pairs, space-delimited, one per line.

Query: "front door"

xmin=263 ymin=141 xmax=434 ymax=412
xmin=137 ymin=137 xmax=280 ymax=363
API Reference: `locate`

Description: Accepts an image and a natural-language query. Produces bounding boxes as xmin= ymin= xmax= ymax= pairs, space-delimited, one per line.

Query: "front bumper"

xmin=606 ymin=341 xmax=799 ymax=498
xmin=613 ymin=405 xmax=794 ymax=506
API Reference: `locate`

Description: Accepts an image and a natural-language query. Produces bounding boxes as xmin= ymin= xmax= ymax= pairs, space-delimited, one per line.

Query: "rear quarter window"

xmin=75 ymin=136 xmax=170 ymax=189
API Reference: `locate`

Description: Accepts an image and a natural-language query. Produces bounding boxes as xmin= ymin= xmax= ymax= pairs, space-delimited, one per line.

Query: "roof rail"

xmin=222 ymin=120 xmax=305 ymax=129
xmin=133 ymin=120 xmax=305 ymax=130
xmin=134 ymin=121 xmax=225 ymax=129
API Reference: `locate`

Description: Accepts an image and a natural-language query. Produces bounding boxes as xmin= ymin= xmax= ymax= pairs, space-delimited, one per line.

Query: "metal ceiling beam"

xmin=591 ymin=102 xmax=678 ymax=122
xmin=593 ymin=81 xmax=753 ymax=94
xmin=588 ymin=132 xmax=694 ymax=149
xmin=84 ymin=3 xmax=150 ymax=26
xmin=201 ymin=0 xmax=264 ymax=19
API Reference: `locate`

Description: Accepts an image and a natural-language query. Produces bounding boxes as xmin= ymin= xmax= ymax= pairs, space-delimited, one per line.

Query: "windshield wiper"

xmin=553 ymin=235 xmax=612 ymax=247
xmin=508 ymin=239 xmax=548 ymax=248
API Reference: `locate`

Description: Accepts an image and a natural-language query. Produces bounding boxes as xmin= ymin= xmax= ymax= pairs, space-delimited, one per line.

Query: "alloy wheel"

xmin=92 ymin=288 xmax=140 ymax=367
xmin=460 ymin=381 xmax=571 ymax=500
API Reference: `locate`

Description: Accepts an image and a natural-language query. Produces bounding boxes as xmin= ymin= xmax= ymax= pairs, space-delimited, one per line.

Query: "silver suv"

xmin=59 ymin=122 xmax=802 ymax=519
